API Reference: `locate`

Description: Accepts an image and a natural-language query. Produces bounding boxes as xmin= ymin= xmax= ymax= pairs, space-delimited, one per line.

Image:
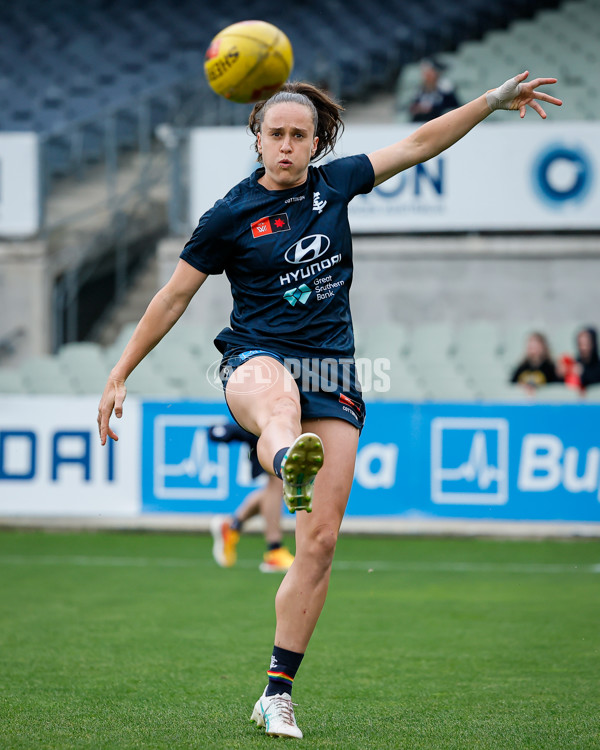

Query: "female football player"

xmin=98 ymin=71 xmax=561 ymax=739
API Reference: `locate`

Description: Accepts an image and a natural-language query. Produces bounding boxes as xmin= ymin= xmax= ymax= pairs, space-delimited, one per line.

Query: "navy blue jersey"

xmin=181 ymin=154 xmax=374 ymax=357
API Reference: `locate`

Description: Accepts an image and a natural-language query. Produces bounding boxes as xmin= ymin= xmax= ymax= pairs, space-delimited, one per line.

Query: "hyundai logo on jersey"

xmin=284 ymin=234 xmax=331 ymax=264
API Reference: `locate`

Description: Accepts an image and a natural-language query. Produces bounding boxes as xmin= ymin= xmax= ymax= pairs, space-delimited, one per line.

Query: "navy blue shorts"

xmin=219 ymin=345 xmax=366 ymax=432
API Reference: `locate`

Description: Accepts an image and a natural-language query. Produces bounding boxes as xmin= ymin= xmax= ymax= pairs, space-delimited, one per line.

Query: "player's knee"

xmin=305 ymin=523 xmax=338 ymax=566
xmin=268 ymin=394 xmax=301 ymax=426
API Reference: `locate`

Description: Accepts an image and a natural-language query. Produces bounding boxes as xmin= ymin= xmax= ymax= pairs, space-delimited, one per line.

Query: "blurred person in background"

xmin=510 ymin=332 xmax=561 ymax=390
xmin=409 ymin=58 xmax=461 ymax=122
xmin=209 ymin=422 xmax=294 ymax=573
xmin=557 ymin=326 xmax=600 ymax=390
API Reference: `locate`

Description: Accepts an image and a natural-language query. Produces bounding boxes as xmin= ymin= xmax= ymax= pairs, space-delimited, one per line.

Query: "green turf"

xmin=0 ymin=530 xmax=599 ymax=749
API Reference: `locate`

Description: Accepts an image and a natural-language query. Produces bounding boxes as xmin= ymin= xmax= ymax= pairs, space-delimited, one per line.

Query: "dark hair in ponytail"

xmin=248 ymin=81 xmax=344 ymax=162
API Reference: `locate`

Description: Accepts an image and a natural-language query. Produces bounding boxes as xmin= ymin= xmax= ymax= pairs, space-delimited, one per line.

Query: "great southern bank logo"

xmin=532 ymin=143 xmax=593 ymax=206
xmin=431 ymin=418 xmax=509 ymax=505
xmin=283 ymin=284 xmax=312 ymax=306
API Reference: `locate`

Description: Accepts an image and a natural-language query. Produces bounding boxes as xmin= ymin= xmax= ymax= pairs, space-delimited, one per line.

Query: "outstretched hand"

xmin=486 ymin=71 xmax=562 ymax=118
xmin=97 ymin=376 xmax=127 ymax=445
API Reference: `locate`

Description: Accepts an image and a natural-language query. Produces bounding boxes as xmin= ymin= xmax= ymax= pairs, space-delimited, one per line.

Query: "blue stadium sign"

xmin=142 ymin=400 xmax=600 ymax=522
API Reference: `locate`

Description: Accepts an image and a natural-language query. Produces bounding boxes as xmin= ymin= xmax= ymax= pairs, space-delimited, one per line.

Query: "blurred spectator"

xmin=510 ymin=332 xmax=560 ymax=389
xmin=557 ymin=327 xmax=600 ymax=390
xmin=408 ymin=58 xmax=461 ymax=123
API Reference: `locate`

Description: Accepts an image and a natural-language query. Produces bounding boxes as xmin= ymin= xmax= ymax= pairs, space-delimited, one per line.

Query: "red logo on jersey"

xmin=251 ymin=213 xmax=290 ymax=239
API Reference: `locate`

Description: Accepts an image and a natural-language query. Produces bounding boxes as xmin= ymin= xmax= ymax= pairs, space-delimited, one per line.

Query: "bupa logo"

xmin=354 ymin=442 xmax=398 ymax=489
xmin=284 ymin=234 xmax=330 ymax=264
xmin=518 ymin=434 xmax=600 ymax=496
xmin=430 ymin=418 xmax=509 ymax=505
xmin=532 ymin=143 xmax=592 ymax=206
xmin=152 ymin=415 xmax=229 ymax=500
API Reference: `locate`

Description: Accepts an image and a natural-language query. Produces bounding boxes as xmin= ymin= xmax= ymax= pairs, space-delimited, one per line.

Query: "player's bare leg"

xmin=233 ymin=477 xmax=287 ymax=549
xmin=251 ymin=418 xmax=358 ymax=737
xmin=274 ymin=418 xmax=358 ymax=651
xmin=212 ymin=478 xmax=292 ymax=570
xmin=260 ymin=475 xmax=286 ymax=547
xmin=225 ymin=356 xmax=302 ymax=473
xmin=258 ymin=475 xmax=295 ymax=573
xmin=225 ymin=358 xmax=304 ymax=578
xmin=210 ymin=483 xmax=265 ymax=567
xmin=232 ymin=486 xmax=263 ymax=525
xmin=225 ymin=357 xmax=324 ymax=513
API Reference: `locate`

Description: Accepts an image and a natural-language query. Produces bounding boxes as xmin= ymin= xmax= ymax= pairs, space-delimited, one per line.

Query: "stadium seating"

xmin=481 ymin=382 xmax=537 ymax=401
xmin=0 ymin=368 xmax=27 ymax=394
xmin=18 ymin=355 xmax=75 ymax=395
xmin=57 ymin=342 xmax=110 ymax=375
xmin=396 ymin=0 xmax=600 ymax=121
xmin=382 ymin=373 xmax=429 ymax=402
xmin=0 ymin=0 xmax=567 ymax=186
xmin=454 ymin=321 xmax=503 ymax=367
xmin=353 ymin=322 xmax=410 ymax=360
xmin=4 ymin=318 xmax=592 ymax=401
xmin=56 ymin=341 xmax=111 ymax=395
xmin=535 ymin=382 xmax=583 ymax=401
xmin=584 ymin=383 xmax=600 ymax=401
xmin=123 ymin=367 xmax=173 ymax=396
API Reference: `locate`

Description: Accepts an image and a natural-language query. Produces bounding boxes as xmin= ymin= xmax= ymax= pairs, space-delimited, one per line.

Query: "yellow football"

xmin=204 ymin=20 xmax=294 ymax=104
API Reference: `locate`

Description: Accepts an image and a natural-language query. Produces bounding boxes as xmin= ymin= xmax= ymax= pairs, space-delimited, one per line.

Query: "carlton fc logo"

xmin=284 ymin=234 xmax=331 ymax=264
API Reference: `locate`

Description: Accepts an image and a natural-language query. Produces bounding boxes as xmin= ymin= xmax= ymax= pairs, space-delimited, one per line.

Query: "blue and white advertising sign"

xmin=339 ymin=122 xmax=600 ymax=232
xmin=141 ymin=401 xmax=266 ymax=514
xmin=0 ymin=396 xmax=140 ymax=516
xmin=189 ymin=123 xmax=600 ymax=233
xmin=141 ymin=400 xmax=600 ymax=523
xmin=346 ymin=402 xmax=600 ymax=522
xmin=2 ymin=397 xmax=599 ymax=524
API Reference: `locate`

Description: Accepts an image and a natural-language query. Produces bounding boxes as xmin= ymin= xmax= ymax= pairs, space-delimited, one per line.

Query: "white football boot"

xmin=250 ymin=688 xmax=303 ymax=739
xmin=281 ymin=433 xmax=324 ymax=513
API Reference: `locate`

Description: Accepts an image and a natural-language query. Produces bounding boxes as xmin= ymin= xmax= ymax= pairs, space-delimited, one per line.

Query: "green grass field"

xmin=1 ymin=530 xmax=599 ymax=749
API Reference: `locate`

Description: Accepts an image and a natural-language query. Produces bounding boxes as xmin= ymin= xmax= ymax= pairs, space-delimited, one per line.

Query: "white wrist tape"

xmin=486 ymin=76 xmax=522 ymax=112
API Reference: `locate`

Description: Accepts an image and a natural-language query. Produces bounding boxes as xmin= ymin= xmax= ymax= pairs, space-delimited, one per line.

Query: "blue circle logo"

xmin=532 ymin=144 xmax=592 ymax=205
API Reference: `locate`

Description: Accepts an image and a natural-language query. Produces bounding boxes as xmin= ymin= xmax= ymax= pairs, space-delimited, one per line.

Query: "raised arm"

xmin=97 ymin=259 xmax=208 ymax=444
xmin=369 ymin=71 xmax=562 ymax=186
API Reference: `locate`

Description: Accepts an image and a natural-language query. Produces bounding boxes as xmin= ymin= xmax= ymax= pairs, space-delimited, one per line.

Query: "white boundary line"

xmin=2 ymin=515 xmax=600 ymax=539
xmin=0 ymin=554 xmax=598 ymax=574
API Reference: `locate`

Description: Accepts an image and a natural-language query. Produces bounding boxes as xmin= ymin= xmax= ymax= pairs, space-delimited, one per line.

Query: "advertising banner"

xmin=141 ymin=401 xmax=262 ymax=514
xmin=2 ymin=397 xmax=599 ymax=524
xmin=188 ymin=123 xmax=600 ymax=233
xmin=347 ymin=401 xmax=600 ymax=522
xmin=0 ymin=396 xmax=140 ymax=516
xmin=0 ymin=133 xmax=39 ymax=237
xmin=141 ymin=400 xmax=600 ymax=523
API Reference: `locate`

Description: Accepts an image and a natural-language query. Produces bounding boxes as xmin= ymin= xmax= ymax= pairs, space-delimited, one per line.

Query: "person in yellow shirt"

xmin=510 ymin=332 xmax=560 ymax=389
